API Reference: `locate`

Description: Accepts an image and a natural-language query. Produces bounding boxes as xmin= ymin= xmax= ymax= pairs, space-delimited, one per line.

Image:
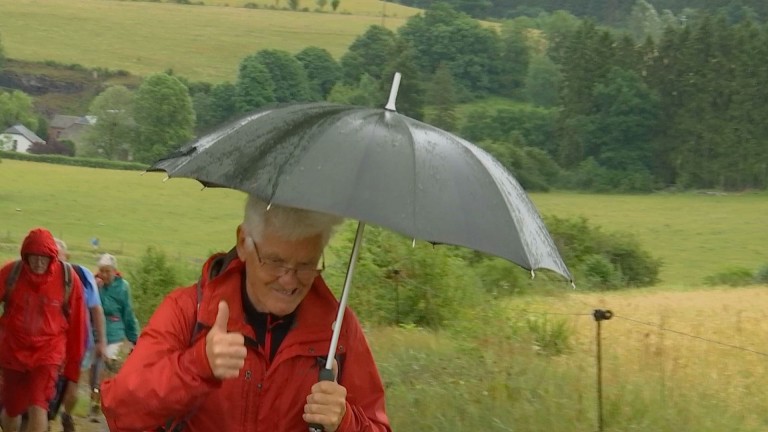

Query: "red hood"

xmin=21 ymin=228 xmax=58 ymax=259
xmin=20 ymin=227 xmax=59 ymax=283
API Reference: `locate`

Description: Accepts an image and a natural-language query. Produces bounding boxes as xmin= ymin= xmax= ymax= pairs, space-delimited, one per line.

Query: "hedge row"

xmin=0 ymin=151 xmax=149 ymax=171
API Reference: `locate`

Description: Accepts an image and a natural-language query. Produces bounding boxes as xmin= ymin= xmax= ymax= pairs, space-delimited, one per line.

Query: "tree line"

xmin=389 ymin=0 xmax=768 ymax=24
xmin=2 ymin=1 xmax=768 ymax=191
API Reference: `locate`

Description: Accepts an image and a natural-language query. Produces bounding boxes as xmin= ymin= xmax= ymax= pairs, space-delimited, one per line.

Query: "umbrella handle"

xmin=307 ymin=368 xmax=336 ymax=432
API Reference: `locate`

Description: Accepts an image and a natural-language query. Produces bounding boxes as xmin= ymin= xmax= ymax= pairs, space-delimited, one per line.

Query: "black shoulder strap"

xmin=189 ymin=247 xmax=239 ymax=345
xmin=61 ymin=261 xmax=73 ymax=320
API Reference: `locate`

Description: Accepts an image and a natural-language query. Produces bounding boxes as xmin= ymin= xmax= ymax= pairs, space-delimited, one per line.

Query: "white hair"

xmin=243 ymin=196 xmax=343 ymax=246
xmin=54 ymin=238 xmax=67 ymax=252
xmin=98 ymin=253 xmax=118 ymax=268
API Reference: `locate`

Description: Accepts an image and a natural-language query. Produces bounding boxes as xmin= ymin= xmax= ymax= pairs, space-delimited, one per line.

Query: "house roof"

xmin=3 ymin=124 xmax=45 ymax=143
xmin=50 ymin=114 xmax=83 ymax=129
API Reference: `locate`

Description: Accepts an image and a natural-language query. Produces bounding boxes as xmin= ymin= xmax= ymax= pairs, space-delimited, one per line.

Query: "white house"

xmin=1 ymin=124 xmax=46 ymax=153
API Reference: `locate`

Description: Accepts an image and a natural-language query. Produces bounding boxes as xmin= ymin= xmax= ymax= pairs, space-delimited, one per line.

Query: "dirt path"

xmin=49 ymin=415 xmax=108 ymax=432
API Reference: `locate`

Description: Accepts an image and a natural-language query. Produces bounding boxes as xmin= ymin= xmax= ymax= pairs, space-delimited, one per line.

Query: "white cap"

xmin=98 ymin=253 xmax=117 ymax=268
xmin=54 ymin=238 xmax=67 ymax=252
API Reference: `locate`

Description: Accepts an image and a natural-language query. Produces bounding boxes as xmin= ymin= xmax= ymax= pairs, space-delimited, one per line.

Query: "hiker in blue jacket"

xmin=52 ymin=238 xmax=107 ymax=432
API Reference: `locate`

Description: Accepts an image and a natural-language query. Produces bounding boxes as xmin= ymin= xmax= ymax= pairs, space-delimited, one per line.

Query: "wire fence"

xmin=516 ymin=304 xmax=768 ymax=432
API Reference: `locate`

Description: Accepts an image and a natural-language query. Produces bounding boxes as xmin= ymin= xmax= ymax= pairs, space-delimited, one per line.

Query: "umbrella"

xmin=149 ymin=73 xmax=571 ymax=428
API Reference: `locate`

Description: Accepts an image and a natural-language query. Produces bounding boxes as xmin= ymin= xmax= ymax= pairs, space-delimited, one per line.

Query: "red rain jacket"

xmin=0 ymin=228 xmax=87 ymax=382
xmin=102 ymin=254 xmax=390 ymax=432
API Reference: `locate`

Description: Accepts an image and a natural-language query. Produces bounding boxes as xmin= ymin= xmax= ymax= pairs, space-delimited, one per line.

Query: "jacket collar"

xmin=197 ymin=256 xmax=340 ymax=344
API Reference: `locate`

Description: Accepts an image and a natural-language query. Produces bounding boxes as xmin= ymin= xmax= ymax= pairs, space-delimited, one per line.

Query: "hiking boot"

xmin=61 ymin=412 xmax=76 ymax=432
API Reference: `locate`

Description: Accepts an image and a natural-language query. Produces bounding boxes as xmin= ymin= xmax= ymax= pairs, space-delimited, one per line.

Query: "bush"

xmin=127 ymin=246 xmax=184 ymax=324
xmin=544 ymin=215 xmax=662 ymax=290
xmin=0 ymin=150 xmax=148 ymax=171
xmin=703 ymin=267 xmax=755 ymax=287
xmin=325 ymin=225 xmax=484 ymax=329
xmin=526 ymin=315 xmax=572 ymax=356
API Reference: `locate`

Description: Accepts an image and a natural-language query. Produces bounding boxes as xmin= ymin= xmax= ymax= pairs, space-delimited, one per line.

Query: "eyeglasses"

xmin=252 ymin=241 xmax=324 ymax=284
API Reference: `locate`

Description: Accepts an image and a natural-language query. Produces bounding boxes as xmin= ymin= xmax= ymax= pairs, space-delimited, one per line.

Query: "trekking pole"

xmin=593 ymin=309 xmax=613 ymax=432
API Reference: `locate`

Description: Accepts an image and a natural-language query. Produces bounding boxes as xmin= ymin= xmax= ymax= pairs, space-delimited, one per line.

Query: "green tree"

xmin=316 ymin=0 xmax=327 ymax=10
xmin=340 ymin=25 xmax=397 ymax=85
xmin=132 ymin=73 xmax=195 ymax=164
xmin=295 ymin=46 xmax=342 ymax=100
xmin=628 ymin=0 xmax=662 ymax=42
xmin=398 ymin=3 xmax=503 ymax=94
xmin=0 ymin=91 xmax=38 ymax=131
xmin=236 ymin=55 xmax=276 ymax=112
xmin=524 ymin=54 xmax=561 ymax=107
xmin=85 ymin=85 xmax=136 ymax=160
xmin=253 ymin=49 xmax=312 ymax=102
xmin=496 ymin=27 xmax=531 ymax=97
xmin=288 ymin=0 xmax=299 ymax=10
xmin=424 ymin=63 xmax=457 ymax=131
xmin=193 ymin=82 xmax=238 ymax=132
xmin=327 ymin=74 xmax=380 ymax=107
xmin=330 ymin=0 xmax=340 ymax=11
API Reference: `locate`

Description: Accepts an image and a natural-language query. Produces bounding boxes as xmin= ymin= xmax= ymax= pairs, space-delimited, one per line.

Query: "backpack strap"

xmin=61 ymin=261 xmax=73 ymax=320
xmin=3 ymin=260 xmax=24 ymax=304
xmin=2 ymin=260 xmax=72 ymax=320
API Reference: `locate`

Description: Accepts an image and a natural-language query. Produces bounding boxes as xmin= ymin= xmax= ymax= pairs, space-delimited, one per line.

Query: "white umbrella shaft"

xmin=324 ymin=221 xmax=366 ymax=370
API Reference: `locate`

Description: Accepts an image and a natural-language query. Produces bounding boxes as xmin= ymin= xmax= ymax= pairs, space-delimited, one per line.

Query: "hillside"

xmin=0 ymin=59 xmax=143 ymax=115
xmin=0 ymin=0 xmax=414 ymax=83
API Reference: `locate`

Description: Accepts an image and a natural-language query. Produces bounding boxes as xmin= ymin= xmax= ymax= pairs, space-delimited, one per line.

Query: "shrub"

xmin=544 ymin=215 xmax=662 ymax=289
xmin=325 ymin=225 xmax=484 ymax=329
xmin=127 ymin=246 xmax=183 ymax=324
xmin=526 ymin=315 xmax=572 ymax=356
xmin=704 ymin=267 xmax=755 ymax=287
xmin=0 ymin=150 xmax=148 ymax=171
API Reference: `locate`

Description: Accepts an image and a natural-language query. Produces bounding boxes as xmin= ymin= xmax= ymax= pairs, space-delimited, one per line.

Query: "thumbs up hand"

xmin=205 ymin=301 xmax=247 ymax=380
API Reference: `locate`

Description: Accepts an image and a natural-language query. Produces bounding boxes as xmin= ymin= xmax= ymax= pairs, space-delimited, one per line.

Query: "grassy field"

xmin=0 ymin=0 xmax=414 ymax=82
xmin=2 ymin=159 xmax=768 ymax=430
xmin=1 ymin=160 xmax=766 ymax=286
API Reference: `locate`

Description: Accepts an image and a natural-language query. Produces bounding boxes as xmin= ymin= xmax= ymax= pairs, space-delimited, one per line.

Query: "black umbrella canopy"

xmin=150 ymin=101 xmax=571 ymax=281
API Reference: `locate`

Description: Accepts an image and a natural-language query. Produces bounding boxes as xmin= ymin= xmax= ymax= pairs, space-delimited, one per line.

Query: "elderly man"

xmin=0 ymin=228 xmax=87 ymax=432
xmin=102 ymin=196 xmax=390 ymax=432
xmin=51 ymin=238 xmax=107 ymax=432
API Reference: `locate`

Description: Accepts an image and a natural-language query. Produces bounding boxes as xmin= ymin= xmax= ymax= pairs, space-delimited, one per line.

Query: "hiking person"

xmin=0 ymin=228 xmax=87 ymax=432
xmin=101 ymin=196 xmax=390 ymax=432
xmin=89 ymin=253 xmax=139 ymax=419
xmin=49 ymin=238 xmax=107 ymax=432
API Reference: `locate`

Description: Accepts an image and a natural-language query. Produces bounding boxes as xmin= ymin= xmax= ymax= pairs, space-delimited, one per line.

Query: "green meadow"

xmin=2 ymin=160 xmax=766 ymax=286
xmin=3 ymin=160 xmax=768 ymax=431
xmin=0 ymin=0 xmax=412 ymax=82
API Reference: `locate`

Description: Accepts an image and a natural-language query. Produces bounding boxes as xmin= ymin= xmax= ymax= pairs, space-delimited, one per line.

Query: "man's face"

xmin=99 ymin=266 xmax=117 ymax=285
xmin=241 ymin=229 xmax=325 ymax=317
xmin=26 ymin=254 xmax=51 ymax=274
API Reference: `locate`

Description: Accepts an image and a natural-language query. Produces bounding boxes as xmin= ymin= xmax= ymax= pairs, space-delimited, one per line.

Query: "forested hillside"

xmin=2 ymin=1 xmax=767 ymax=192
xmin=391 ymin=0 xmax=768 ymax=23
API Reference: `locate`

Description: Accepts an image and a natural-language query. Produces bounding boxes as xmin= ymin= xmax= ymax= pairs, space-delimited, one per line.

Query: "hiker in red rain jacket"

xmin=102 ymin=196 xmax=390 ymax=432
xmin=0 ymin=228 xmax=87 ymax=432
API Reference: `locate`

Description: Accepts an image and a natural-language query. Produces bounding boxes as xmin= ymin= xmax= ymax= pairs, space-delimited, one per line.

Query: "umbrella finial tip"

xmin=162 ymin=176 xmax=170 ymax=183
xmin=411 ymin=238 xmax=416 ymax=248
xmin=384 ymin=72 xmax=402 ymax=112
xmin=530 ymin=270 xmax=536 ymax=280
xmin=266 ymin=202 xmax=272 ymax=211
